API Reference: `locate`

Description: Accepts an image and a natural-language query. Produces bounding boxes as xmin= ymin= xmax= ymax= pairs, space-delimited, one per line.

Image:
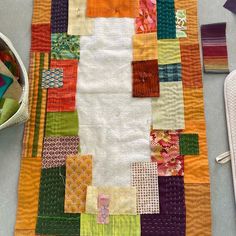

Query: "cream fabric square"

xmin=77 ymin=18 xmax=152 ymax=186
xmin=152 ymin=82 xmax=185 ymax=130
xmin=86 ymin=186 xmax=137 ymax=215
xmin=68 ymin=0 xmax=94 ymax=35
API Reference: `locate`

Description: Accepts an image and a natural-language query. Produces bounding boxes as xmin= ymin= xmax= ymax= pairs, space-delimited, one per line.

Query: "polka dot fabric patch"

xmin=131 ymin=162 xmax=159 ymax=214
xmin=42 ymin=68 xmax=63 ymax=88
xmin=65 ymin=155 xmax=93 ymax=213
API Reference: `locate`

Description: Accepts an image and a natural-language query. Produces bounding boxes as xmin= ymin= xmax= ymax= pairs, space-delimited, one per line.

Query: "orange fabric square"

xmin=47 ymin=60 xmax=78 ymax=112
xmin=15 ymin=158 xmax=42 ymax=231
xmin=132 ymin=60 xmax=159 ymax=97
xmin=86 ymin=0 xmax=139 ymax=18
xmin=183 ymin=87 xmax=205 ymax=122
xmin=183 ymin=120 xmax=210 ymax=184
xmin=175 ymin=0 xmax=199 ymax=43
xmin=32 ymin=0 xmax=51 ymax=24
xmin=14 ymin=230 xmax=36 ymax=236
xmin=180 ymin=42 xmax=203 ymax=89
xmin=31 ymin=24 xmax=51 ymax=52
xmin=185 ymin=183 xmax=212 ymax=235
xmin=65 ymin=155 xmax=93 ymax=213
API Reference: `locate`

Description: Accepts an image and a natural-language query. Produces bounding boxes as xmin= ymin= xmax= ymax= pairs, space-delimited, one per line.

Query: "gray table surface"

xmin=0 ymin=0 xmax=236 ymax=235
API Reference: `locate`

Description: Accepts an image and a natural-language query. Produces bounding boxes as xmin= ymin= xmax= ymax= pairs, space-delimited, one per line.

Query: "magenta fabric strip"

xmin=0 ymin=75 xmax=5 ymax=87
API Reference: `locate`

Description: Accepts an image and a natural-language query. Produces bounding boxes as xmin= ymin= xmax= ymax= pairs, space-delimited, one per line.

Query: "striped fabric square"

xmin=36 ymin=166 xmax=80 ymax=235
xmin=86 ymin=0 xmax=139 ymax=18
xmin=81 ymin=214 xmax=140 ymax=236
xmin=131 ymin=162 xmax=159 ymax=214
xmin=65 ymin=155 xmax=93 ymax=213
xmin=51 ymin=0 xmax=68 ymax=33
xmin=135 ymin=0 xmax=157 ymax=34
xmin=47 ymin=60 xmax=77 ymax=112
xmin=31 ymin=24 xmax=51 ymax=52
xmin=141 ymin=176 xmax=186 ymax=236
xmin=157 ymin=0 xmax=176 ymax=39
xmin=132 ymin=60 xmax=159 ymax=97
xmin=51 ymin=33 xmax=80 ymax=60
xmin=42 ymin=136 xmax=80 ymax=169
xmin=159 ymin=63 xmax=182 ymax=82
xmin=201 ymin=22 xmax=229 ymax=73
xmin=150 ymin=130 xmax=184 ymax=176
xmin=158 ymin=39 xmax=181 ymax=65
xmin=152 ymin=82 xmax=185 ymax=130
xmin=42 ymin=68 xmax=63 ymax=88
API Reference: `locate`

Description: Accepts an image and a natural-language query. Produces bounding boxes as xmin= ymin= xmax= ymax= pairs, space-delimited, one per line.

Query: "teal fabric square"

xmin=180 ymin=134 xmax=199 ymax=155
xmin=0 ymin=74 xmax=13 ymax=98
xmin=157 ymin=0 xmax=176 ymax=39
xmin=159 ymin=63 xmax=182 ymax=82
xmin=51 ymin=33 xmax=80 ymax=60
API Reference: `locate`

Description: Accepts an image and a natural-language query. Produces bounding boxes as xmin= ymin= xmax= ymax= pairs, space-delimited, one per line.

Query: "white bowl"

xmin=0 ymin=32 xmax=29 ymax=130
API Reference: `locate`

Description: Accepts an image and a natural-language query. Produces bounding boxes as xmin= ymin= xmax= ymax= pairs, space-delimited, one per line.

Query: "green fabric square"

xmin=36 ymin=166 xmax=80 ymax=235
xmin=51 ymin=33 xmax=80 ymax=60
xmin=45 ymin=111 xmax=79 ymax=137
xmin=180 ymin=134 xmax=199 ymax=155
xmin=157 ymin=0 xmax=176 ymax=39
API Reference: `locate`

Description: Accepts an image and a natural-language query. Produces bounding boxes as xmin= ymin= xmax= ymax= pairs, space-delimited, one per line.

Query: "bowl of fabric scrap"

xmin=0 ymin=32 xmax=29 ymax=130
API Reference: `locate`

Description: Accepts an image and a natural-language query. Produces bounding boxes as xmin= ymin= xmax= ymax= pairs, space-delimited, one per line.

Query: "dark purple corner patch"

xmin=141 ymin=176 xmax=186 ymax=236
xmin=224 ymin=0 xmax=236 ymax=14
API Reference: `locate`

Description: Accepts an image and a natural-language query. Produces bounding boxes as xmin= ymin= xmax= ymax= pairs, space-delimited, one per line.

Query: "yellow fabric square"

xmin=15 ymin=158 xmax=42 ymax=231
xmin=158 ymin=39 xmax=181 ymax=65
xmin=86 ymin=186 xmax=137 ymax=215
xmin=64 ymin=155 xmax=93 ymax=213
xmin=133 ymin=33 xmax=158 ymax=61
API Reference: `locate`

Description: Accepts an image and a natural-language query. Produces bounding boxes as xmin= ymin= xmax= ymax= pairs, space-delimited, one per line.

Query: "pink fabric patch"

xmin=135 ymin=0 xmax=157 ymax=34
xmin=97 ymin=194 xmax=110 ymax=224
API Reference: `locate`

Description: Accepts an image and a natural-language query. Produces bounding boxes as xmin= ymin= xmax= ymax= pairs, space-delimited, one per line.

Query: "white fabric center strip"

xmin=77 ymin=18 xmax=152 ymax=186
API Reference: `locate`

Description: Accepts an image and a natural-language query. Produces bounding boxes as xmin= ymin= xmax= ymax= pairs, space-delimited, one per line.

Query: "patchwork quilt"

xmin=15 ymin=0 xmax=212 ymax=235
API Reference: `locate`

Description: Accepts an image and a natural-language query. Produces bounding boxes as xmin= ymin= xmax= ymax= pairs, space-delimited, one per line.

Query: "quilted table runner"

xmin=15 ymin=0 xmax=212 ymax=235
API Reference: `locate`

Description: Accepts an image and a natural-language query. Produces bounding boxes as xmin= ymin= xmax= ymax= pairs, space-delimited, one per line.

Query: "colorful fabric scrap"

xmin=201 ymin=22 xmax=229 ymax=73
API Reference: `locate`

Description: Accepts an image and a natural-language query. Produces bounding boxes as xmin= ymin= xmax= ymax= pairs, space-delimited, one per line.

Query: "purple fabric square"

xmin=42 ymin=136 xmax=80 ymax=169
xmin=0 ymin=76 xmax=5 ymax=87
xmin=224 ymin=0 xmax=236 ymax=14
xmin=141 ymin=177 xmax=186 ymax=236
xmin=51 ymin=0 xmax=68 ymax=33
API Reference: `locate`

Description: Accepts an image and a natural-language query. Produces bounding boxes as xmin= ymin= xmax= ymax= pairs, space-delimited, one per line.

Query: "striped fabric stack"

xmin=201 ymin=22 xmax=229 ymax=73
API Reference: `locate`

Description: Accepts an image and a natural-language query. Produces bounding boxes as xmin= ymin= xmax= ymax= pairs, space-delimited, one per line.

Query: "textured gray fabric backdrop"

xmin=0 ymin=0 xmax=236 ymax=235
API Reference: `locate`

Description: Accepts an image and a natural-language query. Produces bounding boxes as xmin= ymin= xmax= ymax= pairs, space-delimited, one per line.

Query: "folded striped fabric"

xmin=201 ymin=22 xmax=229 ymax=74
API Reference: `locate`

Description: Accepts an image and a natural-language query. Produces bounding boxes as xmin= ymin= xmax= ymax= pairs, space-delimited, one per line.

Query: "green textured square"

xmin=157 ymin=0 xmax=176 ymax=39
xmin=36 ymin=166 xmax=80 ymax=235
xmin=180 ymin=134 xmax=199 ymax=155
xmin=45 ymin=111 xmax=79 ymax=137
xmin=51 ymin=33 xmax=80 ymax=60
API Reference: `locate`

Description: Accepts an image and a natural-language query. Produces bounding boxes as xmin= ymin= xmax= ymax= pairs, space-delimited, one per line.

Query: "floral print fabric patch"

xmin=135 ymin=0 xmax=157 ymax=34
xmin=150 ymin=130 xmax=184 ymax=176
xmin=51 ymin=33 xmax=80 ymax=59
xmin=176 ymin=10 xmax=187 ymax=38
